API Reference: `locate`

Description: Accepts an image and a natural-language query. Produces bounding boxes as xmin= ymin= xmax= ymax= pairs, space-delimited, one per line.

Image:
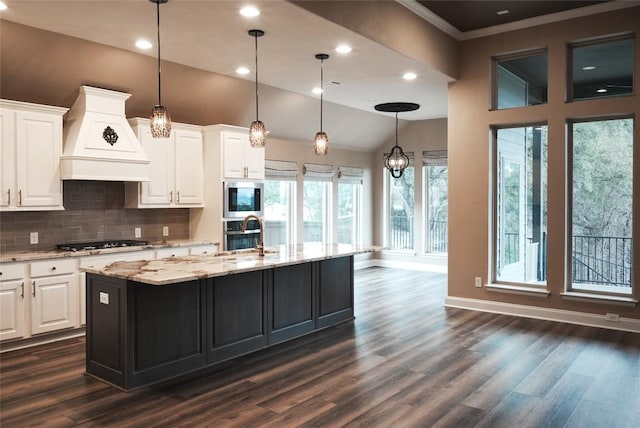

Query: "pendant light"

xmin=313 ymin=53 xmax=329 ymax=155
xmin=149 ymin=0 xmax=171 ymax=138
xmin=248 ymin=29 xmax=267 ymax=148
xmin=375 ymin=102 xmax=420 ymax=178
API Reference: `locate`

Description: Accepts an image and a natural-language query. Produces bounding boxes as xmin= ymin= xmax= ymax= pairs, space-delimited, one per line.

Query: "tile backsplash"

xmin=0 ymin=181 xmax=190 ymax=253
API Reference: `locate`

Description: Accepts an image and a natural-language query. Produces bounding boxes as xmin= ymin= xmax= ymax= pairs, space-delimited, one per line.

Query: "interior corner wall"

xmin=447 ymin=7 xmax=640 ymax=319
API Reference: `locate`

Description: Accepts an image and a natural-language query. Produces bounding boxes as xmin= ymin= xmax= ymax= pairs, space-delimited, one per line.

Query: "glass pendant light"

xmin=149 ymin=0 xmax=171 ymax=138
xmin=248 ymin=29 xmax=267 ymax=148
xmin=313 ymin=53 xmax=329 ymax=155
xmin=375 ymin=102 xmax=420 ymax=178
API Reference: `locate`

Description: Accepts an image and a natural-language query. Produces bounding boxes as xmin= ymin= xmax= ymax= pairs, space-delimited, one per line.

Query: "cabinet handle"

xmin=18 ymin=189 xmax=22 ymax=206
xmin=32 ymin=280 xmax=36 ymax=297
xmin=21 ymin=282 xmax=24 ymax=299
xmin=176 ymin=191 xmax=180 ymax=203
xmin=6 ymin=188 xmax=10 ymax=205
xmin=169 ymin=190 xmax=173 ymax=203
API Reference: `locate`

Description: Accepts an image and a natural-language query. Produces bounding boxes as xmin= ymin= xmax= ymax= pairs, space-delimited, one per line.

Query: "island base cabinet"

xmin=86 ymin=274 xmax=206 ymax=390
xmin=317 ymin=257 xmax=354 ymax=329
xmin=206 ymin=271 xmax=267 ymax=363
xmin=269 ymin=263 xmax=315 ymax=344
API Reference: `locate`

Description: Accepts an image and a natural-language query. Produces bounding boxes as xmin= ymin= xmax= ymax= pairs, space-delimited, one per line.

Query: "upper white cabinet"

xmin=222 ymin=130 xmax=265 ymax=180
xmin=126 ymin=118 xmax=204 ymax=208
xmin=0 ymin=100 xmax=68 ymax=211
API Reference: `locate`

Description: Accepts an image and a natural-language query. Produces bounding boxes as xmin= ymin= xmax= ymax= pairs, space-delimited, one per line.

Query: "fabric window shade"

xmin=338 ymin=166 xmax=364 ymax=183
xmin=265 ymin=159 xmax=298 ymax=180
xmin=422 ymin=150 xmax=447 ymax=166
xmin=303 ymin=163 xmax=335 ymax=181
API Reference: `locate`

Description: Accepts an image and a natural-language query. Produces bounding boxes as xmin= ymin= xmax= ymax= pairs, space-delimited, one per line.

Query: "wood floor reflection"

xmin=1 ymin=267 xmax=639 ymax=427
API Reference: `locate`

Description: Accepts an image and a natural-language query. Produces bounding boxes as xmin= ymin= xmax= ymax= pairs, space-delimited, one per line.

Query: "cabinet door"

xmin=138 ymin=126 xmax=173 ymax=206
xmin=317 ymin=256 xmax=354 ymax=328
xmin=15 ymin=110 xmax=62 ymax=208
xmin=174 ymin=129 xmax=204 ymax=206
xmin=0 ymin=279 xmax=26 ymax=341
xmin=270 ymin=263 xmax=314 ymax=344
xmin=0 ymin=108 xmax=15 ymax=208
xmin=31 ymin=274 xmax=78 ymax=335
xmin=245 ymin=145 xmax=265 ymax=180
xmin=222 ymin=132 xmax=248 ymax=179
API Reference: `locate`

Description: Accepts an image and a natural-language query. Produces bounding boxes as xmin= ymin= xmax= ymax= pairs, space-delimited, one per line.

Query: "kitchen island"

xmin=83 ymin=244 xmax=377 ymax=390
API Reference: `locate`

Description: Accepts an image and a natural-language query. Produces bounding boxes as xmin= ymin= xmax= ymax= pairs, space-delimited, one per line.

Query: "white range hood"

xmin=61 ymin=86 xmax=150 ymax=181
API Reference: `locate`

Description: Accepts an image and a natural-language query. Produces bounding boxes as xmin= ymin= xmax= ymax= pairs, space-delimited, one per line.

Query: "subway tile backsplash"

xmin=0 ymin=181 xmax=190 ymax=253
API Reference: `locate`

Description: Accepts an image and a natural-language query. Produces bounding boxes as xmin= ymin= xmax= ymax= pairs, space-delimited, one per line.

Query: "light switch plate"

xmin=30 ymin=232 xmax=38 ymax=245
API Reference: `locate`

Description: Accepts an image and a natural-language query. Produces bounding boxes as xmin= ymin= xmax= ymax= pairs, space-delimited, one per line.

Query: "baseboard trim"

xmin=0 ymin=327 xmax=86 ymax=353
xmin=445 ymin=296 xmax=640 ymax=333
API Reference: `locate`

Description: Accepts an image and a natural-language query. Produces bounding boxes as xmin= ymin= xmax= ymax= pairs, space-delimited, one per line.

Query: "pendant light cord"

xmin=395 ymin=112 xmax=399 ymax=147
xmin=156 ymin=0 xmax=162 ymax=106
xmin=254 ymin=33 xmax=259 ymax=120
xmin=320 ymin=58 xmax=324 ymax=133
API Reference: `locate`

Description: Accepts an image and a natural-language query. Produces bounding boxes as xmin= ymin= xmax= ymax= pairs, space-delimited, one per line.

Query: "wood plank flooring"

xmin=1 ymin=267 xmax=639 ymax=427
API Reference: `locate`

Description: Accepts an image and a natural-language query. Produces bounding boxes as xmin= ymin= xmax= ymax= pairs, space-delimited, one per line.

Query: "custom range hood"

xmin=61 ymin=86 xmax=150 ymax=181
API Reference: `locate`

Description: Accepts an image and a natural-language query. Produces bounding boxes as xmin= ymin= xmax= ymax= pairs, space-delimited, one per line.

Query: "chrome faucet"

xmin=241 ymin=214 xmax=264 ymax=256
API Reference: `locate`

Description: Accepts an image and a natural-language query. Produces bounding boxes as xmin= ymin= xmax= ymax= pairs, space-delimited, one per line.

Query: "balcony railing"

xmin=572 ymin=235 xmax=632 ymax=288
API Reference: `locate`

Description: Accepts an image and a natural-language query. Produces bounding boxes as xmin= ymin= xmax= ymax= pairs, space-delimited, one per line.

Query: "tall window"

xmin=494 ymin=125 xmax=548 ymax=284
xmin=337 ymin=167 xmax=364 ymax=245
xmin=569 ymin=117 xmax=633 ymax=294
xmin=385 ymin=162 xmax=415 ymax=250
xmin=423 ymin=151 xmax=448 ymax=253
xmin=303 ymin=163 xmax=334 ymax=244
xmin=264 ymin=160 xmax=298 ymax=247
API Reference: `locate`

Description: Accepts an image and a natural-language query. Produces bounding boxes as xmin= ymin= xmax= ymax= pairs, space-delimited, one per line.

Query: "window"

xmin=493 ymin=50 xmax=548 ymax=109
xmin=493 ymin=125 xmax=548 ymax=285
xmin=385 ymin=163 xmax=415 ymax=250
xmin=569 ymin=117 xmax=633 ymax=295
xmin=337 ymin=167 xmax=363 ymax=245
xmin=264 ymin=160 xmax=298 ymax=246
xmin=569 ymin=35 xmax=634 ymax=101
xmin=423 ymin=151 xmax=448 ymax=253
xmin=303 ymin=163 xmax=334 ymax=244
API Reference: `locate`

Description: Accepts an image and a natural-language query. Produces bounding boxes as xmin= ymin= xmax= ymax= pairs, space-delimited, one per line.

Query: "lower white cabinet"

xmin=0 ymin=263 xmax=26 ymax=341
xmin=189 ymin=244 xmax=218 ymax=255
xmin=30 ymin=259 xmax=78 ymax=335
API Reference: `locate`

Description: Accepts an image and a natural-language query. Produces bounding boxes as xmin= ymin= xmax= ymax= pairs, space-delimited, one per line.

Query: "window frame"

xmin=491 ymin=47 xmax=548 ymax=111
xmin=337 ymin=179 xmax=363 ymax=246
xmin=263 ymin=178 xmax=297 ymax=247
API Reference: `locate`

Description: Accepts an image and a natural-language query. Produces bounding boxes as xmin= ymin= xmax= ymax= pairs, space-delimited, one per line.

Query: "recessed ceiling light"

xmin=0 ymin=2 xmax=7 ymax=11
xmin=240 ymin=6 xmax=260 ymax=17
xmin=236 ymin=66 xmax=250 ymax=75
xmin=312 ymin=87 xmax=323 ymax=95
xmin=496 ymin=10 xmax=509 ymax=15
xmin=403 ymin=72 xmax=417 ymax=81
xmin=335 ymin=44 xmax=352 ymax=54
xmin=582 ymin=65 xmax=596 ymax=71
xmin=596 ymin=88 xmax=608 ymax=93
xmin=135 ymin=39 xmax=153 ymax=50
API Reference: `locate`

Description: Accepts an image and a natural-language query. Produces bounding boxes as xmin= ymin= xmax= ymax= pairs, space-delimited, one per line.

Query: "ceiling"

xmin=0 ymin=0 xmax=632 ymax=139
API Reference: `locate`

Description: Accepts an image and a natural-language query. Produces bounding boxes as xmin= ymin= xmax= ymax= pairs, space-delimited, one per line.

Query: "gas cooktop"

xmin=56 ymin=240 xmax=150 ymax=252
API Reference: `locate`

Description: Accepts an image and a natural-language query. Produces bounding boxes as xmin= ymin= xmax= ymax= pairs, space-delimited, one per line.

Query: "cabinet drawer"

xmin=155 ymin=247 xmax=190 ymax=259
xmin=30 ymin=258 xmax=76 ymax=277
xmin=0 ymin=263 xmax=26 ymax=281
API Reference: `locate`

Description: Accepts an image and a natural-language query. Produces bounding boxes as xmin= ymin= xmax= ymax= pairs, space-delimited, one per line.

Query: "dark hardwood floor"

xmin=1 ymin=267 xmax=639 ymax=427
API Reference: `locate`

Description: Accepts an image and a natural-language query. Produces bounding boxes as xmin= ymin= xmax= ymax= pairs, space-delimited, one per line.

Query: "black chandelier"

xmin=375 ymin=102 xmax=420 ymax=178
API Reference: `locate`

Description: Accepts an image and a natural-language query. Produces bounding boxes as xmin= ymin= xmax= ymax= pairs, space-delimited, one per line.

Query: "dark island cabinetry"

xmin=86 ymin=256 xmax=354 ymax=390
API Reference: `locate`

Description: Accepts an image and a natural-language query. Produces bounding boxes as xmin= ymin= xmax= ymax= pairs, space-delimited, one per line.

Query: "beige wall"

xmin=448 ymin=7 xmax=640 ymax=319
xmin=372 ymin=118 xmax=448 ymax=249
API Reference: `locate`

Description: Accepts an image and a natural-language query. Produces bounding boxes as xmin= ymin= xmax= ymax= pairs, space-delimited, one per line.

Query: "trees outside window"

xmin=337 ymin=181 xmax=362 ymax=245
xmin=303 ymin=180 xmax=331 ymax=243
xmin=386 ymin=166 xmax=415 ymax=250
xmin=570 ymin=117 xmax=633 ymax=294
xmin=264 ymin=180 xmax=295 ymax=246
xmin=423 ymin=162 xmax=448 ymax=253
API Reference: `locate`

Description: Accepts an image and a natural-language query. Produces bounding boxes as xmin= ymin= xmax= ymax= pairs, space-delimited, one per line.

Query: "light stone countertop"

xmin=0 ymin=239 xmax=218 ymax=263
xmin=82 ymin=244 xmax=380 ymax=286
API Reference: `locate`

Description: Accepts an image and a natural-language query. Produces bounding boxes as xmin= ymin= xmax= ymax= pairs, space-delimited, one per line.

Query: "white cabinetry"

xmin=222 ymin=130 xmax=265 ymax=180
xmin=0 ymin=263 xmax=26 ymax=341
xmin=0 ymin=100 xmax=68 ymax=211
xmin=126 ymin=118 xmax=204 ymax=208
xmin=29 ymin=258 xmax=78 ymax=335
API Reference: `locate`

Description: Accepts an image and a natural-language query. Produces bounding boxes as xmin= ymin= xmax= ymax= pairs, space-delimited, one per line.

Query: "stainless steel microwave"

xmin=223 ymin=181 xmax=264 ymax=219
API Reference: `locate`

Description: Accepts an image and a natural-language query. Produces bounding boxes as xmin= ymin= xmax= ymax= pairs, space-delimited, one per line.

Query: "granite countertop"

xmin=82 ymin=244 xmax=380 ymax=286
xmin=0 ymin=239 xmax=218 ymax=263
